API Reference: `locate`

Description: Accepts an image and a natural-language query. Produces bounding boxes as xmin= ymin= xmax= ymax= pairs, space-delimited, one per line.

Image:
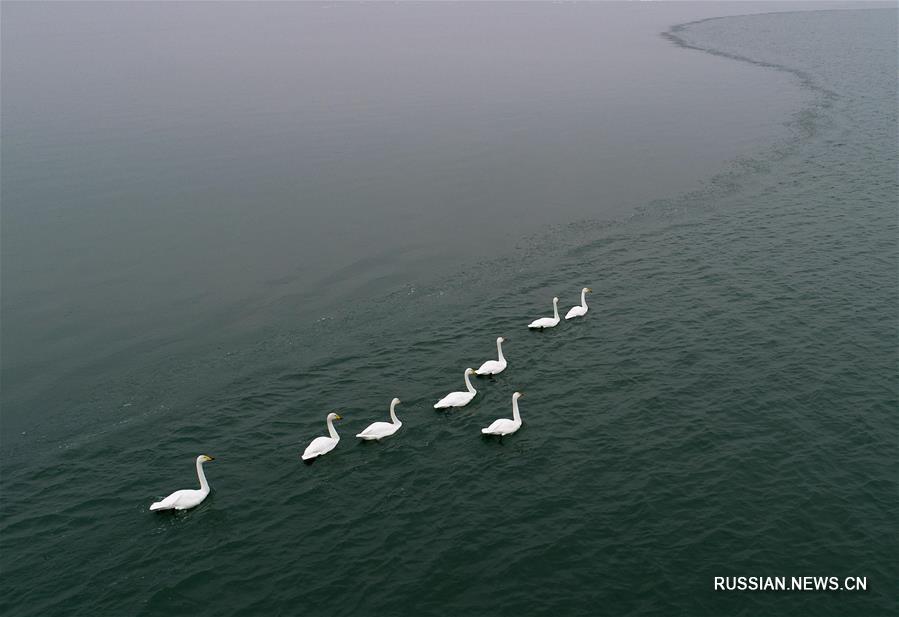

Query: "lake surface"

xmin=1 ymin=3 xmax=896 ymax=616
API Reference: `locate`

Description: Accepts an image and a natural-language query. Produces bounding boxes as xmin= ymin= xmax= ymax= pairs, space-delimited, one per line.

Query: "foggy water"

xmin=2 ymin=2 xmax=807 ymax=441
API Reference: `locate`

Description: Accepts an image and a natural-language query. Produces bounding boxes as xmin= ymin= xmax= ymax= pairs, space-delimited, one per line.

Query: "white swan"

xmin=528 ymin=297 xmax=560 ymax=329
xmin=476 ymin=337 xmax=507 ymax=375
xmin=565 ymin=287 xmax=592 ymax=319
xmin=302 ymin=412 xmax=342 ymax=461
xmin=482 ymin=392 xmax=523 ymax=436
xmin=149 ymin=454 xmax=215 ymax=511
xmin=434 ymin=368 xmax=477 ymax=409
xmin=356 ymin=398 xmax=402 ymax=441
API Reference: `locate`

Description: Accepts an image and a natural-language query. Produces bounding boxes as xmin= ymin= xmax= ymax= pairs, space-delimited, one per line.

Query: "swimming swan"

xmin=482 ymin=392 xmax=523 ymax=436
xmin=476 ymin=337 xmax=507 ymax=375
xmin=149 ymin=454 xmax=215 ymax=511
xmin=528 ymin=297 xmax=560 ymax=329
xmin=565 ymin=287 xmax=592 ymax=319
xmin=434 ymin=368 xmax=477 ymax=409
xmin=356 ymin=398 xmax=402 ymax=441
xmin=302 ymin=412 xmax=342 ymax=461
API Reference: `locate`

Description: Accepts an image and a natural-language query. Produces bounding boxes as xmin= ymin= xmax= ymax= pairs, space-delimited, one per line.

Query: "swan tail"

xmin=149 ymin=491 xmax=182 ymax=511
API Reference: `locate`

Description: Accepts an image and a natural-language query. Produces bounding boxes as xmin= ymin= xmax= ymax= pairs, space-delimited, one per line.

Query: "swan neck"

xmin=512 ymin=398 xmax=521 ymax=423
xmin=496 ymin=339 xmax=505 ymax=362
xmin=196 ymin=459 xmax=209 ymax=492
xmin=553 ymin=300 xmax=559 ymax=320
xmin=389 ymin=401 xmax=400 ymax=424
xmin=327 ymin=417 xmax=339 ymax=440
xmin=581 ymin=290 xmax=588 ymax=308
xmin=464 ymin=371 xmax=476 ymax=393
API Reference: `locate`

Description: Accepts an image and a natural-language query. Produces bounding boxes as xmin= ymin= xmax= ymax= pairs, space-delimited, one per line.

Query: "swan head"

xmin=327 ymin=412 xmax=342 ymax=422
xmin=583 ymin=287 xmax=592 ymax=293
xmin=553 ymin=297 xmax=559 ymax=304
xmin=197 ymin=454 xmax=215 ymax=463
xmin=465 ymin=368 xmax=476 ymax=375
xmin=513 ymin=391 xmax=523 ymax=400
xmin=391 ymin=397 xmax=401 ymax=406
xmin=496 ymin=336 xmax=505 ymax=343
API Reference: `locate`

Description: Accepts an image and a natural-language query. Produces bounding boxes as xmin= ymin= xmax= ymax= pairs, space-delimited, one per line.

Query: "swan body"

xmin=302 ymin=412 xmax=342 ymax=461
xmin=357 ymin=398 xmax=402 ymax=441
xmin=476 ymin=337 xmax=507 ymax=375
xmin=434 ymin=368 xmax=477 ymax=408
xmin=528 ymin=297 xmax=560 ymax=329
xmin=565 ymin=287 xmax=592 ymax=320
xmin=149 ymin=455 xmax=215 ymax=511
xmin=482 ymin=392 xmax=523 ymax=436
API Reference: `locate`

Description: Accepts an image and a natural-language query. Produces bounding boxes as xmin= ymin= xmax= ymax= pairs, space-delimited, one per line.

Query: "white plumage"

xmin=476 ymin=337 xmax=508 ymax=375
xmin=528 ymin=297 xmax=561 ymax=329
xmin=565 ymin=287 xmax=592 ymax=319
xmin=434 ymin=368 xmax=477 ymax=409
xmin=482 ymin=392 xmax=523 ymax=436
xmin=302 ymin=412 xmax=343 ymax=461
xmin=357 ymin=398 xmax=403 ymax=441
xmin=149 ymin=455 xmax=215 ymax=512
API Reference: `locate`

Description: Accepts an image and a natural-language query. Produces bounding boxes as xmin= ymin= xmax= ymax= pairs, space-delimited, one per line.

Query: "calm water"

xmin=1 ymin=4 xmax=896 ymax=617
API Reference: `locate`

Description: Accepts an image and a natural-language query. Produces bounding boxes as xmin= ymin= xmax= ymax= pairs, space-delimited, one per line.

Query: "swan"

xmin=149 ymin=454 xmax=215 ymax=511
xmin=565 ymin=287 xmax=592 ymax=319
xmin=476 ymin=337 xmax=507 ymax=375
xmin=528 ymin=297 xmax=560 ymax=329
xmin=482 ymin=392 xmax=523 ymax=436
xmin=302 ymin=412 xmax=342 ymax=461
xmin=356 ymin=398 xmax=402 ymax=441
xmin=434 ymin=368 xmax=477 ymax=409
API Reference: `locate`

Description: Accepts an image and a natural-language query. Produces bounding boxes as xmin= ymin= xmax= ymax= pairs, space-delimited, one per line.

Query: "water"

xmin=1 ymin=1 xmax=807 ymax=441
xmin=1 ymin=4 xmax=896 ymax=617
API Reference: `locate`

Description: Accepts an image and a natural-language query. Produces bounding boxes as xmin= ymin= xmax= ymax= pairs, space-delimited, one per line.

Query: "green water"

xmin=1 ymin=6 xmax=897 ymax=617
